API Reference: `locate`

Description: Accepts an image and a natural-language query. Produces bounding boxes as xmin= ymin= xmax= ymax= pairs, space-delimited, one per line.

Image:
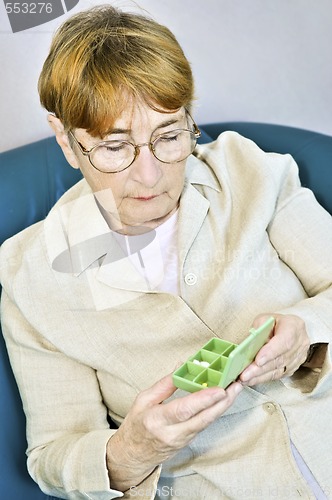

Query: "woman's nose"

xmin=130 ymin=143 xmax=162 ymax=187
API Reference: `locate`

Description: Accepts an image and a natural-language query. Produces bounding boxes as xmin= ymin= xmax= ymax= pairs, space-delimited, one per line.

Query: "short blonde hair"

xmin=38 ymin=5 xmax=194 ymax=137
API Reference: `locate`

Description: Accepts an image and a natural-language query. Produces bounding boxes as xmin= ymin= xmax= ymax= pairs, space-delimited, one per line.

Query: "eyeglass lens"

xmin=90 ymin=129 xmax=198 ymax=173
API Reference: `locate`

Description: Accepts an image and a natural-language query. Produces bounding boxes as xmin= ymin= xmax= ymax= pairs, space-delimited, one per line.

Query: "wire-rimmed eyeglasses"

xmin=68 ymin=111 xmax=201 ymax=174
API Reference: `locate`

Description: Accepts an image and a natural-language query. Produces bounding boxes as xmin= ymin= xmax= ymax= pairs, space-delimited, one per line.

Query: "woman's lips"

xmin=131 ymin=195 xmax=160 ymax=201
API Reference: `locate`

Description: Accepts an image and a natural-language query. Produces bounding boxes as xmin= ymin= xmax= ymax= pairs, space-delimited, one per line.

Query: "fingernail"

xmin=234 ymin=383 xmax=243 ymax=395
xmin=211 ymin=389 xmax=226 ymax=401
xmin=241 ymin=368 xmax=252 ymax=381
xmin=257 ymin=356 xmax=266 ymax=367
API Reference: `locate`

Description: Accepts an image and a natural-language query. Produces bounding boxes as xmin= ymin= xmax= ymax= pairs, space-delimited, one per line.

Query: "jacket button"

xmin=184 ymin=272 xmax=197 ymax=285
xmin=263 ymin=402 xmax=277 ymax=414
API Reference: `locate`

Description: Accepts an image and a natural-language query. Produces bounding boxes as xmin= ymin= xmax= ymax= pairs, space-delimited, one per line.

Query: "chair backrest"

xmin=0 ymin=123 xmax=331 ymax=498
xmin=198 ymin=122 xmax=332 ymax=215
xmin=0 ymin=137 xmax=81 ymax=498
xmin=0 ymin=136 xmax=82 ymax=245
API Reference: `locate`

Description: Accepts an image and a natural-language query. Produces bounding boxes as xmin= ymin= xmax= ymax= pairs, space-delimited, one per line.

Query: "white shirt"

xmin=111 ymin=210 xmax=179 ymax=294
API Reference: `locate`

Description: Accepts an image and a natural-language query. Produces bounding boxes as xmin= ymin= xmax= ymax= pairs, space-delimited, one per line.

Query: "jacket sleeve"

xmin=1 ymin=290 xmax=160 ymax=500
xmin=267 ymin=156 xmax=332 ymax=393
xmin=1 ymin=287 xmax=121 ymax=499
xmin=267 ymin=155 xmax=332 ymax=343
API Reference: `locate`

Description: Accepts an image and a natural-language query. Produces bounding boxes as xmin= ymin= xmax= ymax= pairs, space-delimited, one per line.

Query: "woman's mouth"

xmin=131 ymin=195 xmax=160 ymax=201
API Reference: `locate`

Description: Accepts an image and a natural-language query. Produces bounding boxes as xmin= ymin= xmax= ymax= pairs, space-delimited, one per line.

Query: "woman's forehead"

xmin=75 ymin=105 xmax=186 ymax=143
xmin=107 ymin=103 xmax=186 ymax=135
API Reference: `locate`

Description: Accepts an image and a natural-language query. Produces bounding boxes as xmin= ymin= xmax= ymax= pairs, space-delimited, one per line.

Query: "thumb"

xmin=139 ymin=372 xmax=177 ymax=407
xmin=251 ymin=313 xmax=275 ymax=330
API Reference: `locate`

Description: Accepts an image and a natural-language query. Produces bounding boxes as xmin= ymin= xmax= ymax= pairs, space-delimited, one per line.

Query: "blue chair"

xmin=1 ymin=123 xmax=331 ymax=498
xmin=0 ymin=138 xmax=82 ymax=500
xmin=198 ymin=122 xmax=332 ymax=214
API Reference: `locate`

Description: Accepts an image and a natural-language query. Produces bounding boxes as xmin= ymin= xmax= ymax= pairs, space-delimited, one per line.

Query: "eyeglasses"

xmin=68 ymin=111 xmax=201 ymax=174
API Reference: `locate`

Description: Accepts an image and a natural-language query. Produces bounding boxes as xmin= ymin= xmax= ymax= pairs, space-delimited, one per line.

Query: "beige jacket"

xmin=1 ymin=132 xmax=332 ymax=500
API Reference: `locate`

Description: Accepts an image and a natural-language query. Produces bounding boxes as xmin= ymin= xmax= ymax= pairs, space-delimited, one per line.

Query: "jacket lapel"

xmin=177 ymin=181 xmax=210 ymax=271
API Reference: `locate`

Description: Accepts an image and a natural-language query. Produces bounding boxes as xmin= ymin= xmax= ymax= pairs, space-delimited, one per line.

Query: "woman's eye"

xmin=104 ymin=143 xmax=126 ymax=153
xmin=160 ymin=132 xmax=181 ymax=142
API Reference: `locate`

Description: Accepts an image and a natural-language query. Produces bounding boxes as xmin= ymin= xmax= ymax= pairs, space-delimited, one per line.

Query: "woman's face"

xmin=72 ymin=103 xmax=189 ymax=235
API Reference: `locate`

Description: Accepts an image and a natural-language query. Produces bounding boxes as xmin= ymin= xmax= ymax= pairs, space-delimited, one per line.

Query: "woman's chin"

xmin=119 ymin=208 xmax=175 ymax=234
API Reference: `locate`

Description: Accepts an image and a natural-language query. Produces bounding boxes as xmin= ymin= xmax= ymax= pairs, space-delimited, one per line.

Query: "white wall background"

xmin=0 ymin=0 xmax=331 ymax=153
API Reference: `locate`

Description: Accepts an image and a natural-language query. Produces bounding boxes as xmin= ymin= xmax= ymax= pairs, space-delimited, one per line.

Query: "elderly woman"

xmin=1 ymin=5 xmax=332 ymax=500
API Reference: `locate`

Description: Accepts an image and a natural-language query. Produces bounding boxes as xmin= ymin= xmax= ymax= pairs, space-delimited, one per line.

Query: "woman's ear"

xmin=47 ymin=114 xmax=80 ymax=169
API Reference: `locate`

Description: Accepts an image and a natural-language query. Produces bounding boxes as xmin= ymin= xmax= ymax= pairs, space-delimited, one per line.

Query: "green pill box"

xmin=173 ymin=317 xmax=275 ymax=392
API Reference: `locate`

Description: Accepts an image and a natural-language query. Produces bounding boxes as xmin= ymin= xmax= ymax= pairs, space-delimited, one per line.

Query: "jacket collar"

xmin=50 ymin=150 xmax=220 ymax=287
xmin=189 ymin=147 xmax=221 ymax=193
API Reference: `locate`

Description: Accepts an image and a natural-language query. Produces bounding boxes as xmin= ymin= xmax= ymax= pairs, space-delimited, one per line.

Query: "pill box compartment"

xmin=173 ymin=338 xmax=237 ymax=392
xmin=172 ymin=317 xmax=275 ymax=393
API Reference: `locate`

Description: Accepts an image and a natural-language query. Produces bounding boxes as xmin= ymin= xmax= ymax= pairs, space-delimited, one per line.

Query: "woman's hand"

xmin=106 ymin=374 xmax=243 ymax=491
xmin=240 ymin=313 xmax=310 ymax=386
